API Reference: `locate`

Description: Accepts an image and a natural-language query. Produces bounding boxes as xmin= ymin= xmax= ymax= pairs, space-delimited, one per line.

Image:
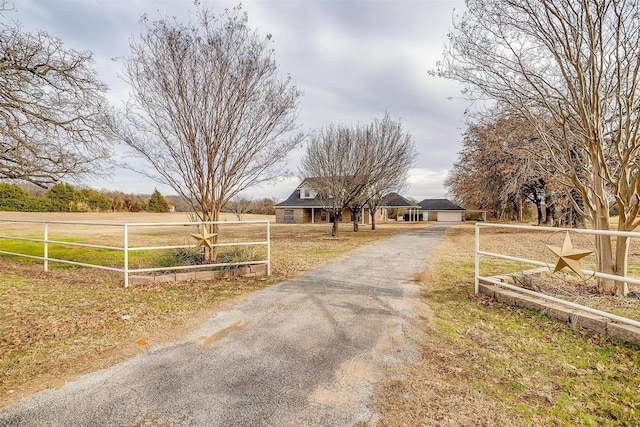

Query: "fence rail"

xmin=475 ymin=222 xmax=640 ymax=329
xmin=0 ymin=219 xmax=270 ymax=287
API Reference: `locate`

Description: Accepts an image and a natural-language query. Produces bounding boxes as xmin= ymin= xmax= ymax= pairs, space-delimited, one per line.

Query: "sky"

xmin=15 ymin=0 xmax=470 ymax=202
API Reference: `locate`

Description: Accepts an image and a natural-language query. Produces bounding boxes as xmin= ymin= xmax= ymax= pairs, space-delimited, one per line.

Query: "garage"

xmin=436 ymin=211 xmax=463 ymax=222
xmin=418 ymin=198 xmax=466 ymax=222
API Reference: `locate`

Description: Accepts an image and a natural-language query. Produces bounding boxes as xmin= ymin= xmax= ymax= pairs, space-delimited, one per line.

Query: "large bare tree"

xmin=0 ymin=3 xmax=112 ymax=188
xmin=301 ymin=114 xmax=416 ymax=236
xmin=362 ymin=114 xmax=416 ymax=231
xmin=301 ymin=125 xmax=365 ymax=237
xmin=440 ymin=0 xmax=640 ymax=295
xmin=118 ymin=5 xmax=302 ymax=260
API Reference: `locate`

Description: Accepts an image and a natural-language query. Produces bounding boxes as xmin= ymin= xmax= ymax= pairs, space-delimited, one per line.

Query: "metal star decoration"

xmin=546 ymin=231 xmax=593 ymax=278
xmin=190 ymin=225 xmax=217 ymax=251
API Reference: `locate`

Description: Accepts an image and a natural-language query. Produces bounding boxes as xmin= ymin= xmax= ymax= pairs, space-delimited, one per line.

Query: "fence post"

xmin=267 ymin=220 xmax=271 ymax=276
xmin=475 ymin=223 xmax=480 ymax=294
xmin=43 ymin=222 xmax=48 ymax=272
xmin=124 ymin=224 xmax=129 ymax=288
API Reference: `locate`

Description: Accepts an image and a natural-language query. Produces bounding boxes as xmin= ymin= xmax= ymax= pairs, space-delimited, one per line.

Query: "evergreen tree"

xmin=0 ymin=183 xmax=30 ymax=211
xmin=147 ymin=188 xmax=169 ymax=213
xmin=77 ymin=188 xmax=110 ymax=212
xmin=46 ymin=183 xmax=78 ymax=212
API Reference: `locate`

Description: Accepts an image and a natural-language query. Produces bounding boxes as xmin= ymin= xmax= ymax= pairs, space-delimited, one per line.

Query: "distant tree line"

xmin=446 ymin=114 xmax=584 ymax=227
xmin=223 ymin=197 xmax=277 ymax=220
xmin=0 ymin=182 xmax=173 ymax=213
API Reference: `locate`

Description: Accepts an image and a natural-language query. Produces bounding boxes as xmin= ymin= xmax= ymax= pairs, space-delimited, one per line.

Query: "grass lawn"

xmin=0 ymin=215 xmax=417 ymax=407
xmin=2 ymin=216 xmax=639 ymax=426
xmin=374 ymin=224 xmax=640 ymax=426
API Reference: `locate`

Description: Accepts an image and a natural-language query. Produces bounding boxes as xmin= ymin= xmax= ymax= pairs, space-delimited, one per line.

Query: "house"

xmin=382 ymin=193 xmax=421 ymax=222
xmin=276 ymin=178 xmax=346 ymax=224
xmin=275 ymin=178 xmax=386 ymax=224
xmin=418 ymin=199 xmax=466 ymax=222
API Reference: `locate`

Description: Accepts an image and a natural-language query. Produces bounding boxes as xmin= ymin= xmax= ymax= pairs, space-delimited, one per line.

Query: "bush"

xmin=155 ymin=247 xmax=205 ymax=268
xmin=0 ymin=183 xmax=30 ymax=210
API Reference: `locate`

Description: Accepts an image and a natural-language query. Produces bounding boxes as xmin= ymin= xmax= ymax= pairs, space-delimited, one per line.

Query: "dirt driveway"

xmin=0 ymin=225 xmax=447 ymax=426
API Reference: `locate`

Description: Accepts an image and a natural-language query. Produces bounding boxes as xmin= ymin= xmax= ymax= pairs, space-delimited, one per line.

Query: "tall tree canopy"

xmin=301 ymin=114 xmax=416 ymax=236
xmin=118 ymin=5 xmax=303 ymax=246
xmin=440 ymin=0 xmax=640 ymax=295
xmin=446 ymin=113 xmax=577 ymax=225
xmin=0 ymin=2 xmax=112 ymax=188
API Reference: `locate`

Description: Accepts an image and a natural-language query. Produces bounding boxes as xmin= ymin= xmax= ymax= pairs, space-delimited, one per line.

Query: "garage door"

xmin=437 ymin=211 xmax=463 ymax=222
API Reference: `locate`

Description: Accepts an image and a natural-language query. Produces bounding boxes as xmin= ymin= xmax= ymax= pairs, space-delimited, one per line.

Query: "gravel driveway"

xmin=0 ymin=224 xmax=447 ymax=426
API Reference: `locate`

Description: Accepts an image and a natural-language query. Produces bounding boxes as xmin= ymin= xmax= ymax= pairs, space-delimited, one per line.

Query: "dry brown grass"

xmin=4 ymin=216 xmax=639 ymax=425
xmin=0 ymin=212 xmax=417 ymax=407
xmin=372 ymin=224 xmax=640 ymax=426
xmin=476 ymin=225 xmax=640 ymax=319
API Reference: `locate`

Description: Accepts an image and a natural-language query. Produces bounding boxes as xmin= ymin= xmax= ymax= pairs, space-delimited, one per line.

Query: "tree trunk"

xmin=536 ymin=201 xmax=543 ymax=225
xmin=203 ymin=208 xmax=219 ymax=263
xmin=331 ymin=217 xmax=339 ymax=237
xmin=544 ymin=194 xmax=555 ymax=226
xmin=371 ymin=209 xmax=376 ymax=230
xmin=594 ymin=205 xmax=616 ymax=294
xmin=614 ymin=234 xmax=630 ymax=296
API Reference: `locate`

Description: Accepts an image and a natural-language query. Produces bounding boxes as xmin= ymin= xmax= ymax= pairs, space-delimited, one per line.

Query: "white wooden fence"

xmin=0 ymin=219 xmax=270 ymax=287
xmin=475 ymin=222 xmax=640 ymax=329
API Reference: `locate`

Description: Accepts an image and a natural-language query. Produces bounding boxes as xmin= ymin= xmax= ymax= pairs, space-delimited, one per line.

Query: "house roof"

xmin=275 ymin=179 xmax=423 ymax=210
xmin=275 ymin=179 xmax=327 ymax=208
xmin=418 ymin=199 xmax=465 ymax=211
xmin=275 ymin=192 xmax=327 ymax=208
xmin=382 ymin=192 xmax=420 ymax=208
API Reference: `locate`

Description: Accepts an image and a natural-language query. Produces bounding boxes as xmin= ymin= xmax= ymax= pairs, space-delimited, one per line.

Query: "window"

xmin=304 ymin=188 xmax=310 ymax=198
xmin=284 ymin=209 xmax=294 ymax=223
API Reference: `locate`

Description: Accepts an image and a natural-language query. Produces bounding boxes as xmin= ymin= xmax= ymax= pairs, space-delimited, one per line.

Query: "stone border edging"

xmin=129 ymin=263 xmax=268 ymax=285
xmin=478 ymin=279 xmax=640 ymax=347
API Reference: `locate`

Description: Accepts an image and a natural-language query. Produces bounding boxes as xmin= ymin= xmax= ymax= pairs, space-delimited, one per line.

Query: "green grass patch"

xmin=1 ymin=237 xmax=269 ymax=272
xmin=0 ymin=221 xmax=416 ymax=408
xmin=428 ymin=226 xmax=640 ymax=425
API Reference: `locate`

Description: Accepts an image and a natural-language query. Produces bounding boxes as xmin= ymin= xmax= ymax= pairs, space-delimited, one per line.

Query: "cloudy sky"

xmin=15 ymin=0 xmax=469 ymax=201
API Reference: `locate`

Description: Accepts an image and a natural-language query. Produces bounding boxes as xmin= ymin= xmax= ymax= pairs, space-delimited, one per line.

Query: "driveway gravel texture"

xmin=0 ymin=224 xmax=447 ymax=426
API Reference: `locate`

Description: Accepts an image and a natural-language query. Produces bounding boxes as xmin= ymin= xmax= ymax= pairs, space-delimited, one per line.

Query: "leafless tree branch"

xmin=0 ymin=9 xmax=113 ymax=188
xmin=117 ymin=4 xmax=302 ymax=240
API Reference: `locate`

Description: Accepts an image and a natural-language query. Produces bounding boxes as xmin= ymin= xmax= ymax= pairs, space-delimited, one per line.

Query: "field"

xmin=1 ymin=215 xmax=639 ymax=425
xmin=0 ymin=212 xmax=277 ymax=275
xmin=0 ymin=211 xmax=418 ymax=407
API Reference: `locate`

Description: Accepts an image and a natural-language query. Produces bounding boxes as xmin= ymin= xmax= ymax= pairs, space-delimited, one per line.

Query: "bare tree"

xmin=226 ymin=197 xmax=253 ymax=221
xmin=440 ymin=0 xmax=640 ymax=295
xmin=301 ymin=114 xmax=416 ymax=236
xmin=0 ymin=3 xmax=113 ymax=188
xmin=363 ymin=114 xmax=416 ymax=230
xmin=118 ymin=5 xmax=302 ymax=260
xmin=301 ymin=125 xmax=366 ymax=237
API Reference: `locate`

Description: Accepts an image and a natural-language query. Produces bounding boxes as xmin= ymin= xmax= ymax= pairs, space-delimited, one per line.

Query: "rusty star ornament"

xmin=190 ymin=225 xmax=217 ymax=251
xmin=546 ymin=232 xmax=593 ymax=278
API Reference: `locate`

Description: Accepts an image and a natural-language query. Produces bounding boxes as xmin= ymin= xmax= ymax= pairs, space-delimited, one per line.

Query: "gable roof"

xmin=382 ymin=192 xmax=420 ymax=208
xmin=275 ymin=179 xmax=327 ymax=208
xmin=418 ymin=199 xmax=465 ymax=211
xmin=275 ymin=191 xmax=327 ymax=208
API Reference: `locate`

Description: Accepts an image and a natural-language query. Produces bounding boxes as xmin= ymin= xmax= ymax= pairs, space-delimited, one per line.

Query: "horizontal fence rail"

xmin=475 ymin=222 xmax=640 ymax=329
xmin=0 ymin=219 xmax=271 ymax=287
